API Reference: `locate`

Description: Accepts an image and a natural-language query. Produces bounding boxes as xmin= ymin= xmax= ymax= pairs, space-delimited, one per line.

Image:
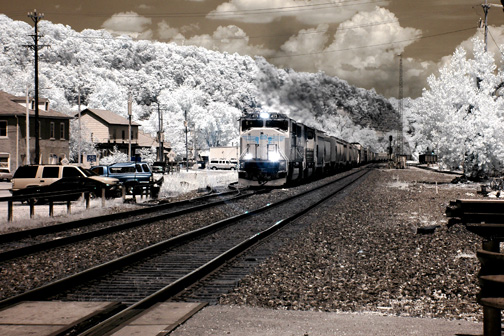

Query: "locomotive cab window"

xmin=306 ymin=129 xmax=314 ymax=140
xmin=242 ymin=120 xmax=263 ymax=131
xmin=265 ymin=119 xmax=288 ymax=131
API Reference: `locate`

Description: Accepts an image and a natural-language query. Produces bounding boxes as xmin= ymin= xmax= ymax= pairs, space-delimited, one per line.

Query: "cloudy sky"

xmin=4 ymin=0 xmax=504 ymax=98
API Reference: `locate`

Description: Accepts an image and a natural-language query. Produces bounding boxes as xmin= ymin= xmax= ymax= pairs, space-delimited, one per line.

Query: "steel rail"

xmin=0 ymin=168 xmax=367 ymax=313
xmin=0 ymin=188 xmax=239 ymax=243
xmin=0 ymin=189 xmax=256 ymax=261
xmin=80 ymin=168 xmax=371 ymax=335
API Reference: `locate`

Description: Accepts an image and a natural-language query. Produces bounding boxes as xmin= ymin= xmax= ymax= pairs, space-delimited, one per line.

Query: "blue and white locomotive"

xmin=238 ymin=111 xmax=369 ymax=187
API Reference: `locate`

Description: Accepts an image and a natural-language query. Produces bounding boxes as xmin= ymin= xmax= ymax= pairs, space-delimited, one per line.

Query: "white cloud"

xmin=101 ymin=11 xmax=152 ymax=39
xmin=280 ymin=24 xmax=329 ymax=54
xmin=207 ymin=0 xmax=389 ymax=24
xmin=272 ymin=7 xmax=431 ymax=97
xmin=325 ymin=7 xmax=420 ymax=70
xmin=165 ymin=24 xmax=275 ymax=57
xmin=158 ymin=21 xmax=200 ymax=40
xmin=158 ymin=21 xmax=181 ymax=40
xmin=445 ymin=26 xmax=504 ymax=66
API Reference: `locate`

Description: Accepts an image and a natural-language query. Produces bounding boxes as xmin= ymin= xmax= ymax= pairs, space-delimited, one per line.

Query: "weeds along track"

xmin=0 ymin=168 xmax=370 ymax=335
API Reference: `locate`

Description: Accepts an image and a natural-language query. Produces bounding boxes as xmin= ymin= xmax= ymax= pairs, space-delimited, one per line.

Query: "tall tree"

xmin=411 ymin=38 xmax=504 ymax=179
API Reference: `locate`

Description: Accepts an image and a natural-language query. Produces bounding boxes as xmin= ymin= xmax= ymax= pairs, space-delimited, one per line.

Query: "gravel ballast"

xmin=220 ymin=167 xmax=484 ymax=321
xmin=0 ymin=166 xmax=487 ymax=323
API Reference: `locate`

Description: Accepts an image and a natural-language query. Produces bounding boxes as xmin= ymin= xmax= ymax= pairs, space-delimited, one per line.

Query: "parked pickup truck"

xmin=91 ymin=162 xmax=162 ymax=198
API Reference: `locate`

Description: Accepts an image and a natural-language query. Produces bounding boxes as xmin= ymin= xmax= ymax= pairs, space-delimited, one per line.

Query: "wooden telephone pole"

xmin=25 ymin=10 xmax=48 ymax=164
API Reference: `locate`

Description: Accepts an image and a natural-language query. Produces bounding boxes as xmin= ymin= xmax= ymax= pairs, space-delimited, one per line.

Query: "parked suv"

xmin=91 ymin=162 xmax=162 ymax=198
xmin=10 ymin=165 xmax=121 ymax=197
xmin=91 ymin=162 xmax=154 ymax=183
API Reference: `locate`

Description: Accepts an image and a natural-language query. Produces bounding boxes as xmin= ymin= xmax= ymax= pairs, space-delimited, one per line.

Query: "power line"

xmin=4 ymin=0 xmax=389 ymax=19
xmin=30 ymin=18 xmax=407 ymax=44
xmin=269 ymin=26 xmax=477 ymax=59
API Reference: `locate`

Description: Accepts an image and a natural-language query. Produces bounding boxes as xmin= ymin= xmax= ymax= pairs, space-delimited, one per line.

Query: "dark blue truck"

xmin=91 ymin=162 xmax=162 ymax=198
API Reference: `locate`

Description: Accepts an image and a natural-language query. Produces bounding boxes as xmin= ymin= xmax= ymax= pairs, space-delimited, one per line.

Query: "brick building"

xmin=0 ymin=90 xmax=71 ymax=172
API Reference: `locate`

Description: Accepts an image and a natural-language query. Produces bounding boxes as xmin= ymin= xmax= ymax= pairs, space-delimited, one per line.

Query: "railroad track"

xmin=0 ymin=187 xmax=259 ymax=261
xmin=0 ymin=167 xmax=370 ymax=335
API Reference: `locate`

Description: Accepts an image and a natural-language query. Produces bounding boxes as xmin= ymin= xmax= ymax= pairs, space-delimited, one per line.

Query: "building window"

xmin=60 ymin=123 xmax=65 ymax=140
xmin=0 ymin=121 xmax=6 ymax=137
xmin=122 ymin=130 xmax=125 ymax=140
xmin=50 ymin=122 xmax=55 ymax=139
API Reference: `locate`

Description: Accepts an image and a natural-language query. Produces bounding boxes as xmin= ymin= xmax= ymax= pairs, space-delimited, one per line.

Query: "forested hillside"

xmin=0 ymin=14 xmax=398 ymax=154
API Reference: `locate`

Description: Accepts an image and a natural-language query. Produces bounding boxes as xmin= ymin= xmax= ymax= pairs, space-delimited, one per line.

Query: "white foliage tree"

xmin=0 ymin=14 xmax=396 ymax=159
xmin=137 ymin=147 xmax=157 ymax=165
xmin=411 ymin=38 xmax=504 ymax=179
xmin=99 ymin=146 xmax=129 ymax=165
xmin=68 ymin=119 xmax=97 ymax=162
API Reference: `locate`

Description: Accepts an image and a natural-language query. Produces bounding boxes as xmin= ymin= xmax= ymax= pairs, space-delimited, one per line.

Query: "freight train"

xmin=238 ymin=111 xmax=377 ymax=186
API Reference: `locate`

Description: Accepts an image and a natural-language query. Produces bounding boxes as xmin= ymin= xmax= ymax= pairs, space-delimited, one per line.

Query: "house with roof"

xmin=78 ymin=108 xmax=166 ymax=162
xmin=0 ymin=90 xmax=71 ymax=171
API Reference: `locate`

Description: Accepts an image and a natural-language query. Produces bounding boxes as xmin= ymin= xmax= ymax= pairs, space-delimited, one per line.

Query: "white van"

xmin=208 ymin=160 xmax=237 ymax=170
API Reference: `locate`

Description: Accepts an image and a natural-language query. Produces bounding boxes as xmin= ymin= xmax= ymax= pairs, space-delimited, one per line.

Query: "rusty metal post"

xmin=66 ymin=200 xmax=71 ymax=214
xmin=481 ymin=238 xmax=502 ymax=336
xmin=101 ymin=188 xmax=105 ymax=207
xmin=483 ymin=307 xmax=502 ymax=336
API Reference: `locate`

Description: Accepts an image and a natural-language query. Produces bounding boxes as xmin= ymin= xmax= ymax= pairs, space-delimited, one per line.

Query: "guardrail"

xmin=1 ymin=177 xmax=163 ymax=222
xmin=446 ymin=199 xmax=504 ymax=336
xmin=0 ymin=188 xmax=103 ymax=222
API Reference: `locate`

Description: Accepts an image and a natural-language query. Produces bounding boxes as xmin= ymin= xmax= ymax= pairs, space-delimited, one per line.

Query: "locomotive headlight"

xmin=269 ymin=152 xmax=281 ymax=162
xmin=244 ymin=152 xmax=253 ymax=160
xmin=260 ymin=112 xmax=270 ymax=119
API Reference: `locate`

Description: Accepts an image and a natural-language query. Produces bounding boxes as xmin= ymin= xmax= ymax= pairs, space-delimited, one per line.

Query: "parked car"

xmin=91 ymin=162 xmax=162 ymax=198
xmin=12 ymin=176 xmax=122 ymax=203
xmin=151 ymin=165 xmax=164 ymax=173
xmin=152 ymin=161 xmax=168 ymax=174
xmin=10 ymin=165 xmax=120 ymax=197
xmin=0 ymin=168 xmax=12 ymax=181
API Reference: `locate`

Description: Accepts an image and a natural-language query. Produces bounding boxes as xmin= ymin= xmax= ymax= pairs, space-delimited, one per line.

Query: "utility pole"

xmin=128 ymin=95 xmax=132 ymax=160
xmin=483 ymin=0 xmax=490 ymax=52
xmin=25 ymin=86 xmax=30 ymax=164
xmin=78 ymin=87 xmax=81 ymax=164
xmin=481 ymin=0 xmax=504 ymax=52
xmin=184 ymin=110 xmax=188 ymax=172
xmin=398 ymin=54 xmax=404 ymax=156
xmin=26 ymin=10 xmax=47 ymax=164
xmin=154 ymin=103 xmax=169 ymax=163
